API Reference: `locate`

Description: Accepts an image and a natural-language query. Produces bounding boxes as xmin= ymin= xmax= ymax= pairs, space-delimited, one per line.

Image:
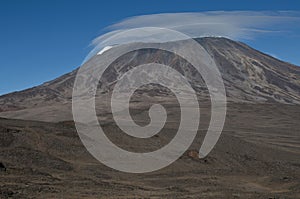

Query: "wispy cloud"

xmin=84 ymin=11 xmax=300 ymax=62
xmin=109 ymin=11 xmax=300 ymax=39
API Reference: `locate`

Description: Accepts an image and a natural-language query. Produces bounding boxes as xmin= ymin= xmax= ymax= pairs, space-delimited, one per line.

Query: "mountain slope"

xmin=198 ymin=38 xmax=300 ymax=103
xmin=0 ymin=37 xmax=300 ymax=122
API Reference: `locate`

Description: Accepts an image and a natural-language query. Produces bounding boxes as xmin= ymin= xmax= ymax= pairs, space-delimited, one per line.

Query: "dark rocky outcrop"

xmin=0 ymin=162 xmax=6 ymax=171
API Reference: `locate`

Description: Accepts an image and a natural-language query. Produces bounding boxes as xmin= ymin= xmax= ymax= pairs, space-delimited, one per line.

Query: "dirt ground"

xmin=0 ymin=103 xmax=299 ymax=198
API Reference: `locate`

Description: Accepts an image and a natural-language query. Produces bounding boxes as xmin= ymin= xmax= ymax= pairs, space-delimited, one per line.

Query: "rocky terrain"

xmin=0 ymin=103 xmax=300 ymax=198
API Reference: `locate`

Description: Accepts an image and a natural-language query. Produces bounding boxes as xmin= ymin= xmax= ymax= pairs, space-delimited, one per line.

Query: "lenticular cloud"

xmin=83 ymin=11 xmax=300 ymax=63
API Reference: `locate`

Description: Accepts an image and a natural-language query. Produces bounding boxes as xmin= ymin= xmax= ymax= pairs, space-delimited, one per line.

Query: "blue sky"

xmin=0 ymin=0 xmax=300 ymax=95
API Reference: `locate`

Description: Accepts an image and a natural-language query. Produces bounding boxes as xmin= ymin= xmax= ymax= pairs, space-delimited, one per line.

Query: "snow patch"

xmin=97 ymin=46 xmax=114 ymax=55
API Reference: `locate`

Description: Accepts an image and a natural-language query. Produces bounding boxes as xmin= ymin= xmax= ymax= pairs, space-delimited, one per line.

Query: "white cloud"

xmin=83 ymin=11 xmax=300 ymax=63
xmin=109 ymin=11 xmax=300 ymax=39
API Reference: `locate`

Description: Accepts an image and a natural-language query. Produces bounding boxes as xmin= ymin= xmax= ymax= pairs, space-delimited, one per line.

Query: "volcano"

xmin=0 ymin=37 xmax=300 ymax=198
